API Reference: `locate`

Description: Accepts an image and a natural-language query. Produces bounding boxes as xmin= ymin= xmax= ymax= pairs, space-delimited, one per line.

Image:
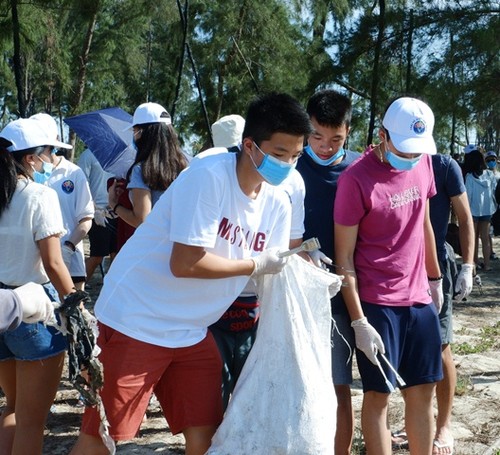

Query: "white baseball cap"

xmin=382 ymin=97 xmax=436 ymax=155
xmin=485 ymin=151 xmax=497 ymax=159
xmin=464 ymin=144 xmax=479 ymax=154
xmin=30 ymin=113 xmax=72 ymax=149
xmin=124 ymin=102 xmax=172 ymax=130
xmin=0 ymin=118 xmax=71 ymax=152
xmin=211 ymin=114 xmax=245 ymax=147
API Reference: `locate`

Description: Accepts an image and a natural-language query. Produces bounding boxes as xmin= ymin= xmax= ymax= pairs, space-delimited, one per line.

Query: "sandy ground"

xmin=2 ymin=240 xmax=499 ymax=454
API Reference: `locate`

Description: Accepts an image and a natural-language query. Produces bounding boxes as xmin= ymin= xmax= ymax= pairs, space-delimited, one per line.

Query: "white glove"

xmin=251 ymin=247 xmax=288 ymax=276
xmin=429 ymin=278 xmax=444 ymax=313
xmin=93 ymin=206 xmax=108 ymax=227
xmin=454 ymin=263 xmax=473 ymax=302
xmin=351 ymin=317 xmax=385 ymax=365
xmin=61 ymin=243 xmax=75 ymax=269
xmin=328 ymin=274 xmax=344 ymax=298
xmin=309 ymin=249 xmax=333 ymax=269
xmin=13 ymin=282 xmax=55 ymax=325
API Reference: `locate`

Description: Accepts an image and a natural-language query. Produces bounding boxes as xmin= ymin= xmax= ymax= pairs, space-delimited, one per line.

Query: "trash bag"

xmin=58 ymin=290 xmax=115 ymax=454
xmin=58 ymin=290 xmax=103 ymax=406
xmin=207 ymin=255 xmax=342 ymax=455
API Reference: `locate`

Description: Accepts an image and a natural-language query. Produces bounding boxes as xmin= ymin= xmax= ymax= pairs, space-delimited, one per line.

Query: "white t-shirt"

xmin=280 ymin=169 xmax=305 ymax=240
xmin=95 ymin=153 xmax=292 ymax=348
xmin=192 ymin=147 xmax=305 ymax=240
xmin=0 ymin=180 xmax=65 ymax=286
xmin=48 ymin=157 xmax=94 ymax=276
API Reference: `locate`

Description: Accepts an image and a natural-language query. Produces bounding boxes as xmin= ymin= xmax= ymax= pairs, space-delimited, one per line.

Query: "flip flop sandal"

xmin=433 ymin=437 xmax=454 ymax=455
xmin=392 ymin=429 xmax=409 ymax=450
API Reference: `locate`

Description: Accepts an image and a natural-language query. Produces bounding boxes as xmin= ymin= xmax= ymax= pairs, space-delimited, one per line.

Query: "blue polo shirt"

xmin=296 ymin=149 xmax=360 ymax=260
xmin=429 ymin=154 xmax=466 ymax=261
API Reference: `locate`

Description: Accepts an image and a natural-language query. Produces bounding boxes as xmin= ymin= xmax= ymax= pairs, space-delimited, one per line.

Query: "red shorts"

xmin=81 ymin=323 xmax=223 ymax=439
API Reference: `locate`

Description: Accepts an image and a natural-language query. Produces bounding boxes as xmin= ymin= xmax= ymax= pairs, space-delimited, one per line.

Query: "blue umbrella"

xmin=64 ymin=107 xmax=136 ymax=178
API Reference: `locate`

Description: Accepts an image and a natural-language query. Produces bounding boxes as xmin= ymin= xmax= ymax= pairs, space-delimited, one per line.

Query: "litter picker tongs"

xmin=375 ymin=351 xmax=406 ymax=392
xmin=278 ymin=237 xmax=321 ymax=258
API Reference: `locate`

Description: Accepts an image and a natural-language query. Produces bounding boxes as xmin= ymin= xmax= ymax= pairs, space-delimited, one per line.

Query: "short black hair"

xmin=242 ymin=92 xmax=312 ymax=145
xmin=463 ymin=149 xmax=486 ymax=177
xmin=306 ymin=89 xmax=352 ymax=129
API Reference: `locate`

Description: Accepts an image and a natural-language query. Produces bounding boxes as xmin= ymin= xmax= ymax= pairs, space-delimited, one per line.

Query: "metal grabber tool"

xmin=278 ymin=237 xmax=321 ymax=258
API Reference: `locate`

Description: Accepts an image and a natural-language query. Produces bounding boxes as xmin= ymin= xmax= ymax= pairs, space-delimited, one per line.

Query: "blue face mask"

xmin=33 ymin=160 xmax=54 ymax=184
xmin=486 ymin=160 xmax=497 ymax=170
xmin=385 ymin=148 xmax=422 ymax=171
xmin=304 ymin=145 xmax=345 ymax=166
xmin=251 ymin=142 xmax=297 ymax=186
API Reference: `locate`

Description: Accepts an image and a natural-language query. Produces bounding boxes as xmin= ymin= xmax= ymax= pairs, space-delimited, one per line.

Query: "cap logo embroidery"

xmin=411 ymin=119 xmax=426 ymax=135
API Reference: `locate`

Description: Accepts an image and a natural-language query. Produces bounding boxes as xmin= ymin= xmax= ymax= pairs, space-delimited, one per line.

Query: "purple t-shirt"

xmin=334 ymin=146 xmax=436 ymax=306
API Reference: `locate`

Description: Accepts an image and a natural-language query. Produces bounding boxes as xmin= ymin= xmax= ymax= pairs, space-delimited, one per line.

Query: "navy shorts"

xmin=473 ymin=215 xmax=491 ymax=222
xmin=357 ymin=301 xmax=443 ymax=393
xmin=0 ymin=283 xmax=67 ymax=361
xmin=439 ymin=254 xmax=454 ymax=344
xmin=88 ymin=218 xmax=117 ymax=257
xmin=331 ymin=293 xmax=355 ymax=385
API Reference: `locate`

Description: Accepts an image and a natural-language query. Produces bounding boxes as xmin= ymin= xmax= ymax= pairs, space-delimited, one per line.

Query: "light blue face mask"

xmin=251 ymin=141 xmax=297 ymax=186
xmin=385 ymin=148 xmax=422 ymax=171
xmin=304 ymin=145 xmax=345 ymax=166
xmin=33 ymin=160 xmax=54 ymax=184
xmin=487 ymin=160 xmax=497 ymax=170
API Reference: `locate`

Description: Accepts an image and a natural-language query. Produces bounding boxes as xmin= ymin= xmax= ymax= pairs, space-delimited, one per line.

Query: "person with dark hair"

xmin=392 ymin=152 xmax=475 ymax=454
xmin=195 ymin=110 xmax=308 ymax=411
xmin=0 ymin=118 xmax=78 ymax=454
xmin=107 ymin=102 xmax=189 ymax=236
xmin=463 ymin=144 xmax=498 ymax=271
xmin=70 ymin=92 xmax=312 ymax=455
xmin=335 ymin=97 xmax=443 ymax=455
xmin=294 ymin=89 xmax=359 ymax=455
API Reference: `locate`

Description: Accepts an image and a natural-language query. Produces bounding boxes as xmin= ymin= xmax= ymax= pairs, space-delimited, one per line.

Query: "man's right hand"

xmin=251 ymin=247 xmax=288 ymax=276
xmin=351 ymin=316 xmax=385 ymax=365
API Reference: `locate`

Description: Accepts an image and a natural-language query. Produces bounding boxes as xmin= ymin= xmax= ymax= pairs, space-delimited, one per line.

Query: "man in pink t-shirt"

xmin=334 ymin=97 xmax=444 ymax=455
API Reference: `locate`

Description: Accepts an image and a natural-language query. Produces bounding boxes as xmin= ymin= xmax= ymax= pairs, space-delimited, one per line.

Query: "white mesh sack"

xmin=207 ymin=255 xmax=342 ymax=455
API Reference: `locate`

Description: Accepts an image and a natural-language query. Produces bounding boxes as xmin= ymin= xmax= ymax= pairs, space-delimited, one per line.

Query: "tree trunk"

xmin=10 ymin=0 xmax=26 ymax=117
xmin=172 ymin=0 xmax=188 ymax=119
xmin=405 ymin=9 xmax=414 ymax=94
xmin=176 ymin=0 xmax=212 ymax=145
xmin=367 ymin=0 xmax=386 ymax=146
xmin=68 ymin=6 xmax=99 ymax=160
xmin=449 ymin=31 xmax=456 ymax=155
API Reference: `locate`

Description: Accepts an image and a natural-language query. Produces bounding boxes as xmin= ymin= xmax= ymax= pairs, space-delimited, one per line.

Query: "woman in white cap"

xmin=334 ymin=97 xmax=443 ymax=455
xmin=0 ymin=118 xmax=77 ymax=454
xmin=107 ymin=102 xmax=188 ymax=248
xmin=30 ymin=112 xmax=94 ymax=292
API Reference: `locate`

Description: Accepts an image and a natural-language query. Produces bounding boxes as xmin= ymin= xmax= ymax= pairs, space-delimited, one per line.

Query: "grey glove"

xmin=308 ymin=249 xmax=333 ymax=269
xmin=13 ymin=282 xmax=55 ymax=325
xmin=429 ymin=278 xmax=444 ymax=313
xmin=454 ymin=263 xmax=473 ymax=302
xmin=251 ymin=247 xmax=288 ymax=276
xmin=351 ymin=316 xmax=385 ymax=365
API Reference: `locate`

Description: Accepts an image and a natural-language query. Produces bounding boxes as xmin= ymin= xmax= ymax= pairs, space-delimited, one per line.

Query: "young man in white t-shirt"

xmin=70 ymin=92 xmax=313 ymax=455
